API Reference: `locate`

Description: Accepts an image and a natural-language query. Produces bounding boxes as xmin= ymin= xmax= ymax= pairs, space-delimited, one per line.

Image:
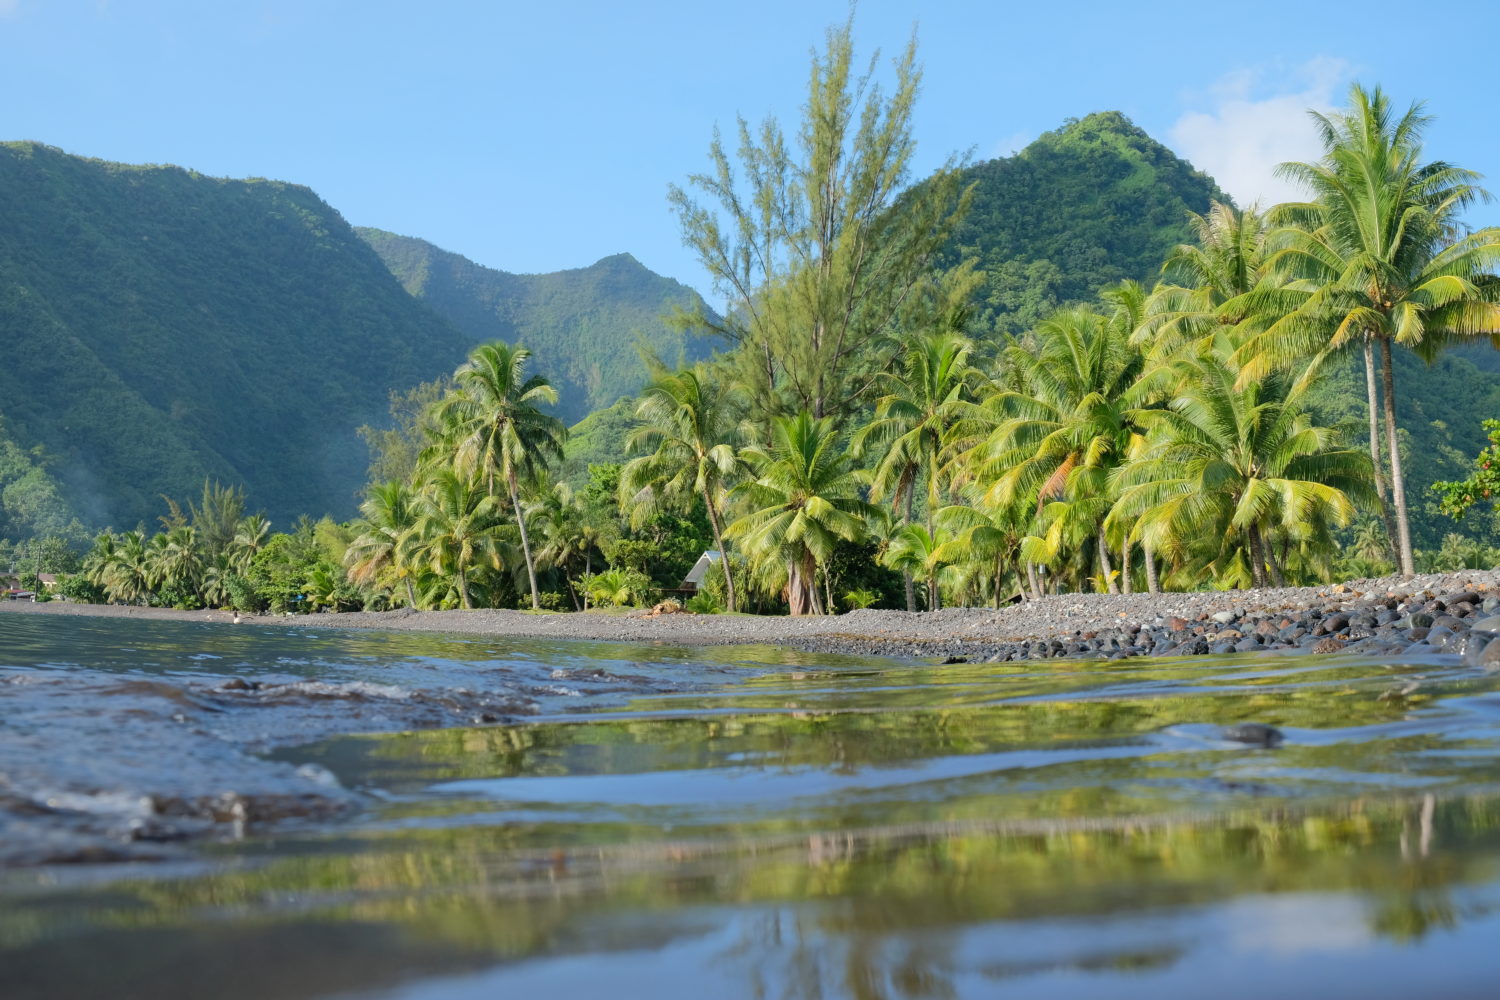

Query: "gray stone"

xmin=1469 ymin=615 xmax=1500 ymax=632
xmin=1210 ymin=610 xmax=1237 ymax=624
xmin=1222 ymin=722 xmax=1284 ymax=747
xmin=1463 ymin=634 xmax=1496 ymax=667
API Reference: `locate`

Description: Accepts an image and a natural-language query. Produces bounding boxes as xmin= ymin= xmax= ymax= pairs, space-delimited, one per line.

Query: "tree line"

xmin=47 ymin=21 xmax=1500 ymax=615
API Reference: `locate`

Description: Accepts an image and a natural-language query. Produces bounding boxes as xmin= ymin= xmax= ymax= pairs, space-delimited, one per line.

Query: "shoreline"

xmin=8 ymin=568 xmax=1500 ymax=663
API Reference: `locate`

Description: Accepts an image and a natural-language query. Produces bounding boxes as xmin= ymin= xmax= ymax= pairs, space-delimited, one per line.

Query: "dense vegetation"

xmin=934 ymin=111 xmax=1231 ymax=339
xmin=21 ymin=20 xmax=1500 ymax=613
xmin=0 ymin=141 xmax=474 ymax=529
xmin=358 ymin=230 xmax=720 ymax=424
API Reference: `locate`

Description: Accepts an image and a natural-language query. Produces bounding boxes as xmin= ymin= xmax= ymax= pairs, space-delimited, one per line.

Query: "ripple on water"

xmin=8 ymin=612 xmax=1500 ymax=999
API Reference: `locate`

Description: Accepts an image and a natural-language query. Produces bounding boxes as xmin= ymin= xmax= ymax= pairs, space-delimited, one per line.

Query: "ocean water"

xmin=3 ymin=611 xmax=1500 ymax=998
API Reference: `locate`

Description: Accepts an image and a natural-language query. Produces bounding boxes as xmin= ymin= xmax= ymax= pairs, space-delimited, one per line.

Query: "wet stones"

xmin=1311 ymin=637 xmax=1345 ymax=654
xmin=1313 ymin=613 xmax=1350 ymax=636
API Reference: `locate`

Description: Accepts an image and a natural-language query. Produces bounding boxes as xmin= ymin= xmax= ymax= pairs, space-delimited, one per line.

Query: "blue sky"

xmin=3 ymin=0 xmax=1498 ymax=304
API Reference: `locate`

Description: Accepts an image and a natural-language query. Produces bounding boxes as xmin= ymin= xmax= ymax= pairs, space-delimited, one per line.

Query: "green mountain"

xmin=0 ymin=141 xmax=474 ymax=530
xmin=356 ymin=230 xmax=720 ymax=424
xmin=933 ymin=111 xmax=1500 ymax=550
xmin=939 ymin=111 xmax=1231 ymax=337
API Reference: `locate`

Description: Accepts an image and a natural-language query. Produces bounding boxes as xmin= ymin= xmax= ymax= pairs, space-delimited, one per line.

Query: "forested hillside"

xmin=920 ymin=111 xmax=1500 ymax=549
xmin=937 ymin=111 xmax=1230 ymax=337
xmin=0 ymin=141 xmax=473 ymax=529
xmin=357 ymin=230 xmax=720 ymax=424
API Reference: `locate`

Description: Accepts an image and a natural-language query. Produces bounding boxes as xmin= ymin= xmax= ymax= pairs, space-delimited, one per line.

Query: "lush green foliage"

xmin=933 ymin=112 xmax=1230 ymax=338
xmin=1434 ymin=420 xmax=1500 ymax=520
xmin=670 ymin=18 xmax=972 ymax=429
xmin=0 ymin=141 xmax=475 ymax=530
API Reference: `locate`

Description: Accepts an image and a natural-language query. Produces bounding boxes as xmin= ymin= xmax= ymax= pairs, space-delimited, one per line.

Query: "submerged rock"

xmin=1221 ymin=723 xmax=1285 ymax=747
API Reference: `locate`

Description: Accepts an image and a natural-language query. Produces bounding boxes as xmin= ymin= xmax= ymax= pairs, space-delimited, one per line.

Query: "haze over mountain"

xmin=356 ymin=230 xmax=719 ymax=425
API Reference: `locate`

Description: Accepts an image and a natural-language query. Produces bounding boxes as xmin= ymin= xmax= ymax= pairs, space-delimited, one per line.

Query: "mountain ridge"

xmin=356 ymin=228 xmax=720 ymax=424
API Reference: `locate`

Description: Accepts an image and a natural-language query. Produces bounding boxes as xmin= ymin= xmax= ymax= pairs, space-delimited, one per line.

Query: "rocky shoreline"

xmin=8 ymin=569 xmax=1500 ymax=664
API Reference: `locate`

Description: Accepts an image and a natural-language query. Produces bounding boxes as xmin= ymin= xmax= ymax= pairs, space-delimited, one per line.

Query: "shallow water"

xmin=4 ymin=613 xmax=1500 ymax=998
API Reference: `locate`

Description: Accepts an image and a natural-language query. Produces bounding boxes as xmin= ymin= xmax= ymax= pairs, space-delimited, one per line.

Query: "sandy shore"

xmin=8 ymin=568 xmax=1500 ymax=661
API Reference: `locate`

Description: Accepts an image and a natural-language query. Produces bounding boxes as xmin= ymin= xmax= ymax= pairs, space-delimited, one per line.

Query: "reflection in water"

xmin=5 ymin=615 xmax=1500 ymax=997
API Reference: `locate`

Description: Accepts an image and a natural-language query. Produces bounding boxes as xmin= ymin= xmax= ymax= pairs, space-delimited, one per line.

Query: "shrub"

xmin=842 ymin=588 xmax=879 ymax=610
xmin=685 ymin=592 xmax=722 ymax=614
xmin=56 ymin=573 xmax=105 ymax=604
xmin=226 ymin=573 xmax=266 ymax=613
xmin=581 ymin=568 xmax=654 ymax=607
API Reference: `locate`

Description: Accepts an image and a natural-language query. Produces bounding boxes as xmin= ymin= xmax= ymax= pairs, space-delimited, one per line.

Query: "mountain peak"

xmin=935 ymin=112 xmax=1230 ymax=337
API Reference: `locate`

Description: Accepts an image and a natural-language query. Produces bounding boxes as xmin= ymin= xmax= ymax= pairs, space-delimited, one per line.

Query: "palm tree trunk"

xmin=1097 ymin=532 xmax=1118 ymax=594
xmin=994 ymin=553 xmax=1004 ymax=610
xmin=1267 ymin=535 xmax=1287 ymax=588
xmin=824 ymin=567 xmax=835 ymax=616
xmin=403 ymin=576 xmax=416 ymax=609
xmin=1026 ymin=561 xmax=1041 ymax=602
xmin=1121 ymin=536 xmax=1132 ymax=595
xmin=1144 ymin=544 xmax=1160 ymax=594
xmin=903 ymin=487 xmax=917 ymax=612
xmin=1379 ymin=337 xmax=1416 ymax=575
xmin=1364 ymin=336 xmax=1399 ymax=556
xmin=582 ymin=550 xmax=592 ymax=610
xmin=702 ymin=488 xmax=736 ymax=613
xmin=508 ymin=471 xmax=542 ymax=609
xmin=1247 ymin=525 xmax=1268 ymax=588
xmin=788 ymin=556 xmax=814 ymax=616
xmin=457 ymin=567 xmax=471 ymax=610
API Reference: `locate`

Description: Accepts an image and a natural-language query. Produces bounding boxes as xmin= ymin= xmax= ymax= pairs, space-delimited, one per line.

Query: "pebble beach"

xmin=11 ymin=568 xmax=1500 ymax=664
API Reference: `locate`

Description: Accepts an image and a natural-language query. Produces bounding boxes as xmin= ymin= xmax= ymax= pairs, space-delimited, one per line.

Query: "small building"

xmin=679 ymin=550 xmax=723 ymax=592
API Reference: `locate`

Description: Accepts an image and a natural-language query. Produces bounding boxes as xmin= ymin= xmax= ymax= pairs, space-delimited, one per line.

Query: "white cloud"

xmin=1170 ymin=57 xmax=1354 ymax=208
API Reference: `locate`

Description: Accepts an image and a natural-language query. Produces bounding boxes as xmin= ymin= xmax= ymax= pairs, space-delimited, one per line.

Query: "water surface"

xmin=3 ymin=612 xmax=1500 ymax=998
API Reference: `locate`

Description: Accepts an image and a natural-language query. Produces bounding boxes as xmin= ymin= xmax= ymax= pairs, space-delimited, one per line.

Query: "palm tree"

xmin=852 ymin=330 xmax=979 ymax=610
xmin=727 ymin=412 xmax=876 ymax=616
xmin=881 ymin=523 xmax=955 ymax=610
xmin=1138 ymin=202 xmax=1284 ymax=358
xmin=436 ymin=342 xmax=566 ymax=609
xmin=82 ymin=531 xmax=118 ymax=598
xmin=971 ymin=305 xmax=1145 ymax=593
xmin=1112 ymin=336 xmax=1373 ymax=588
xmin=346 ymin=480 xmax=420 ymax=608
xmin=100 ymin=529 xmax=151 ymax=605
xmin=148 ymin=525 xmax=203 ymax=601
xmin=228 ymin=514 xmax=271 ymax=575
xmin=529 ymin=478 xmax=593 ymax=610
xmin=1238 ymin=84 xmax=1500 ymax=574
xmin=408 ymin=469 xmax=505 ymax=610
xmin=620 ymin=367 xmax=744 ymax=611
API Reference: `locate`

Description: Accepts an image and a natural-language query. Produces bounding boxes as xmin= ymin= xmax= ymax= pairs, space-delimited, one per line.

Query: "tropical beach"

xmin=8 ymin=3 xmax=1500 ymax=998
